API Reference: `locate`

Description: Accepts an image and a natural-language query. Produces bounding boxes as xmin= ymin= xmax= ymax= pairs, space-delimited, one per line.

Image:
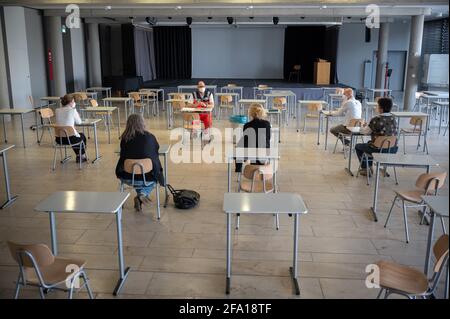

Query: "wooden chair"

xmin=288 ymin=65 xmax=301 ymax=82
xmin=375 ymin=234 xmax=449 ymax=299
xmin=255 ymin=84 xmax=270 ymax=99
xmin=333 ymin=118 xmax=366 ymax=159
xmin=7 ymin=241 xmax=94 ymax=299
xmin=384 ymin=171 xmax=447 ymax=243
xmin=128 ymin=92 xmax=146 ymax=116
xmin=52 ymin=125 xmax=88 ymax=170
xmin=89 ymin=98 xmax=113 ymax=130
xmin=119 ymin=158 xmax=161 ymax=219
xmin=182 ymin=113 xmax=202 ymax=141
xmin=356 ymin=136 xmax=399 ymax=185
xmin=37 ymin=108 xmax=54 ymax=144
xmin=218 ymin=95 xmax=234 ymax=120
xmin=400 ymin=116 xmax=428 ymax=155
xmin=139 ymin=89 xmax=158 ymax=116
xmin=237 ymin=162 xmax=279 ymax=230
xmin=303 ymin=102 xmax=323 ymax=132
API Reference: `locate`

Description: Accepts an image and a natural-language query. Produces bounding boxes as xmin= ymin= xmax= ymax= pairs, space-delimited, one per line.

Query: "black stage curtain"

xmin=122 ymin=24 xmax=136 ymax=76
xmin=153 ymin=26 xmax=191 ymax=79
xmin=283 ymin=26 xmax=339 ymax=84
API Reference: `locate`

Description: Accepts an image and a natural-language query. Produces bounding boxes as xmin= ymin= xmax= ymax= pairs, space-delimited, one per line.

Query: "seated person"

xmin=190 ymin=81 xmax=214 ymax=140
xmin=55 ymin=94 xmax=87 ymax=163
xmin=355 ymin=97 xmax=398 ymax=176
xmin=115 ymin=114 xmax=164 ymax=212
xmin=235 ymin=103 xmax=272 ymax=173
xmin=329 ymin=88 xmax=362 ymax=145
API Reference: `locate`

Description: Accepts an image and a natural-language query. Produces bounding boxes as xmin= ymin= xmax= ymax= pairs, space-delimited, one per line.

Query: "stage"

xmin=142 ymin=78 xmax=350 ymax=100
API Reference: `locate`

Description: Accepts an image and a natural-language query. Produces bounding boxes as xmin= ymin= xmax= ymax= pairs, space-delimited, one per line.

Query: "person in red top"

xmin=191 ymin=81 xmax=214 ymax=140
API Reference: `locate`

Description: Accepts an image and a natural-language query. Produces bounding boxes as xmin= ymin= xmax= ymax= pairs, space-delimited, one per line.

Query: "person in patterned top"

xmin=355 ymin=97 xmax=398 ymax=175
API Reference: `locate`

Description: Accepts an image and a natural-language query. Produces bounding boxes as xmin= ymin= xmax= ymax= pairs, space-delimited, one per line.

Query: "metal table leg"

xmin=117 ymin=109 xmax=121 ymax=140
xmin=35 ymin=110 xmax=40 ymax=144
xmin=113 ymin=207 xmax=130 ymax=296
xmin=226 ymin=213 xmax=232 ymax=295
xmin=370 ymin=162 xmax=381 ymax=222
xmin=289 ymin=213 xmax=301 ymax=295
xmin=324 ymin=115 xmax=330 ymax=150
xmin=0 ymin=152 xmax=18 ymax=209
xmin=227 ymin=161 xmax=232 ymax=192
xmin=2 ymin=115 xmax=7 ymax=143
xmin=20 ymin=114 xmax=26 ymax=148
xmin=424 ymin=210 xmax=436 ymax=277
xmin=317 ymin=112 xmax=322 ymax=145
xmin=163 ymin=153 xmax=169 ymax=207
xmin=49 ymin=212 xmax=58 ymax=255
xmin=91 ymin=123 xmax=102 ymax=163
xmin=345 ymin=134 xmax=354 ymax=176
xmin=107 ymin=112 xmax=111 ymax=144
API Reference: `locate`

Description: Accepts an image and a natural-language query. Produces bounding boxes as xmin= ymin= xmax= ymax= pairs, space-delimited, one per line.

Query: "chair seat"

xmin=25 ymin=257 xmax=86 ymax=286
xmin=305 ymin=114 xmax=319 ymax=118
xmin=134 ymin=103 xmax=146 ymax=108
xmin=219 ymin=105 xmax=233 ymax=108
xmin=395 ymin=190 xmax=428 ymax=203
xmin=400 ymin=128 xmax=422 ymax=134
xmin=240 ymin=179 xmax=274 ymax=193
xmin=376 ymin=260 xmax=429 ymax=295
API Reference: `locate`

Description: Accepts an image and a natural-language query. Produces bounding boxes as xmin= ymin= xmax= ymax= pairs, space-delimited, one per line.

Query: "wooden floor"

xmin=0 ymin=107 xmax=448 ymax=299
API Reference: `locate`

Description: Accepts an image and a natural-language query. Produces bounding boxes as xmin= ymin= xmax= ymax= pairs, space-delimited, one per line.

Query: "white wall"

xmin=24 ymin=7 xmax=47 ymax=102
xmin=192 ymin=26 xmax=285 ymax=79
xmin=3 ymin=6 xmax=32 ymax=108
xmin=70 ymin=24 xmax=87 ymax=91
xmin=337 ymin=21 xmax=411 ymax=90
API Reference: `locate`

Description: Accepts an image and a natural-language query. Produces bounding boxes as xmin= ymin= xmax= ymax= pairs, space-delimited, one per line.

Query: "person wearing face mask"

xmin=329 ymin=88 xmax=362 ymax=145
xmin=55 ymin=94 xmax=88 ymax=163
xmin=190 ymin=81 xmax=214 ymax=140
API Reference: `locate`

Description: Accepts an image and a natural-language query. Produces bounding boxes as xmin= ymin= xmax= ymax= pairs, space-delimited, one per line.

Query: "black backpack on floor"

xmin=167 ymin=184 xmax=200 ymax=209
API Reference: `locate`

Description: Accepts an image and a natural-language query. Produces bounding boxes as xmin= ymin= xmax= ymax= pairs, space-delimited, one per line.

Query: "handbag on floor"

xmin=167 ymin=184 xmax=200 ymax=209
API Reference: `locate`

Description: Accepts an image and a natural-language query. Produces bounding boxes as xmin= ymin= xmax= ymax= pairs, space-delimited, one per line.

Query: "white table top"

xmin=223 ymin=193 xmax=308 ymax=214
xmin=181 ymin=107 xmax=213 ymax=113
xmin=253 ymin=87 xmax=273 ymax=90
xmin=239 ymin=99 xmax=267 ymax=104
xmin=178 ymin=85 xmax=217 ymax=89
xmin=0 ymin=108 xmax=35 ymax=114
xmin=159 ymin=144 xmax=171 ymax=155
xmin=81 ymin=106 xmax=117 ymax=112
xmin=226 ymin=147 xmax=279 ymax=160
xmin=140 ymin=88 xmax=163 ymax=92
xmin=76 ymin=119 xmax=102 ymax=126
xmin=216 ymin=92 xmax=239 ymax=96
xmin=40 ymin=96 xmax=61 ymax=101
xmin=422 ymin=196 xmax=449 ymax=217
xmin=372 ymin=154 xmax=440 ymax=166
xmin=432 ymin=101 xmax=449 ymax=106
xmin=35 ymin=191 xmax=130 ymax=214
xmin=0 ymin=144 xmax=15 ymax=154
xmin=221 ymin=86 xmax=243 ymax=89
xmin=87 ymin=87 xmax=111 ymax=91
xmin=391 ymin=111 xmax=429 ymax=118
xmin=422 ymin=91 xmax=449 ymax=98
xmin=168 ymin=92 xmax=192 ymax=96
xmin=321 ymin=110 xmax=335 ymax=116
xmin=328 ymin=93 xmax=345 ymax=98
xmin=367 ymin=88 xmax=392 ymax=92
xmin=298 ymin=100 xmax=328 ymax=104
xmin=102 ymin=97 xmax=132 ymax=102
xmin=264 ymin=91 xmax=295 ymax=97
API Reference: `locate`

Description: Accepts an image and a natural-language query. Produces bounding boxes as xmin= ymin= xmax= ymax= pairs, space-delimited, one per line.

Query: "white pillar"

xmin=0 ymin=11 xmax=10 ymax=109
xmin=87 ymin=23 xmax=102 ymax=87
xmin=403 ymin=15 xmax=425 ymax=111
xmin=45 ymin=16 xmax=66 ymax=96
xmin=375 ymin=22 xmax=390 ymax=91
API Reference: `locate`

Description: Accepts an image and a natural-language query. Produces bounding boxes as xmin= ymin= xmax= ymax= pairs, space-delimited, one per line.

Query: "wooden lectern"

xmin=314 ymin=59 xmax=331 ymax=85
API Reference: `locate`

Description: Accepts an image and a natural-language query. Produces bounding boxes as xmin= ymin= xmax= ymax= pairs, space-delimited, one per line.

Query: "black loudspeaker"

xmin=365 ymin=27 xmax=371 ymax=42
xmin=186 ymin=17 xmax=192 ymax=25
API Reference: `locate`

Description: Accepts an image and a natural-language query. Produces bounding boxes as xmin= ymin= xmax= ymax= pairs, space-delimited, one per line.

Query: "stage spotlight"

xmin=168 ymin=17 xmax=172 ymax=20
xmin=300 ymin=16 xmax=305 ymax=19
xmin=273 ymin=17 xmax=279 ymax=25
xmin=227 ymin=17 xmax=234 ymax=25
xmin=186 ymin=17 xmax=192 ymax=25
xmin=207 ymin=17 xmax=212 ymax=20
xmin=249 ymin=16 xmax=254 ymax=20
xmin=145 ymin=17 xmax=157 ymax=26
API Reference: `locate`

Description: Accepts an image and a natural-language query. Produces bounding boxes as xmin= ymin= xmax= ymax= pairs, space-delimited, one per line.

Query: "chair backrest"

xmin=129 ymin=92 xmax=141 ymax=102
xmin=89 ymin=99 xmax=98 ymax=107
xmin=173 ymin=93 xmax=186 ymax=100
xmin=433 ymin=234 xmax=449 ymax=273
xmin=335 ymin=88 xmax=345 ymax=95
xmin=293 ymin=65 xmax=301 ymax=71
xmin=183 ymin=113 xmax=200 ymax=121
xmin=53 ymin=125 xmax=77 ymax=138
xmin=410 ymin=116 xmax=425 ymax=128
xmin=307 ymin=103 xmax=323 ymax=112
xmin=79 ymin=92 xmax=88 ymax=100
xmin=124 ymin=158 xmax=153 ymax=175
xmin=220 ymin=95 xmax=233 ymax=104
xmin=72 ymin=93 xmax=83 ymax=103
xmin=415 ymin=171 xmax=447 ymax=193
xmin=348 ymin=118 xmax=364 ymax=127
xmin=7 ymin=241 xmax=54 ymax=268
xmin=227 ymin=83 xmax=237 ymax=87
xmin=243 ymin=163 xmax=274 ymax=182
xmin=258 ymin=84 xmax=269 ymax=89
xmin=28 ymin=96 xmax=35 ymax=108
xmin=273 ymin=97 xmax=287 ymax=106
xmin=39 ymin=108 xmax=54 ymax=119
xmin=372 ymin=136 xmax=397 ymax=149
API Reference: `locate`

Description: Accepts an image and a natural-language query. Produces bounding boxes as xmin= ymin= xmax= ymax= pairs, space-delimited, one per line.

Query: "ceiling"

xmin=0 ymin=1 xmax=448 ymax=24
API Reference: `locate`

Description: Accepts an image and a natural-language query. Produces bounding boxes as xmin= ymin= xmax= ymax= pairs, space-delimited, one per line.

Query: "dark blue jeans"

xmin=355 ymin=143 xmax=398 ymax=169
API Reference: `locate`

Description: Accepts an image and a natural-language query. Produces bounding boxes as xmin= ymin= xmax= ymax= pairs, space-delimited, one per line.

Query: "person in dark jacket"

xmin=116 ymin=114 xmax=164 ymax=212
xmin=235 ymin=103 xmax=272 ymax=172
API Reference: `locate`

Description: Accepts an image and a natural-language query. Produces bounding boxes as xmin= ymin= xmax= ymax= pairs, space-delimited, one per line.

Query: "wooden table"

xmin=86 ymin=87 xmax=112 ymax=99
xmin=102 ymin=97 xmax=133 ymax=123
xmin=76 ymin=119 xmax=102 ymax=163
xmin=0 ymin=144 xmax=17 ymax=209
xmin=35 ymin=191 xmax=130 ymax=296
xmin=297 ymin=100 xmax=328 ymax=133
xmin=391 ymin=112 xmax=429 ymax=154
xmin=80 ymin=107 xmax=120 ymax=144
xmin=0 ymin=108 xmax=35 ymax=148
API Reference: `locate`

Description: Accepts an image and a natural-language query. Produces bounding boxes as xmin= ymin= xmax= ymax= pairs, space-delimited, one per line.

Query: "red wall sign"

xmin=47 ymin=49 xmax=54 ymax=81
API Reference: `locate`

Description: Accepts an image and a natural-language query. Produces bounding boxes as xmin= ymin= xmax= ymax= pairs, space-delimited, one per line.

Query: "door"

xmin=371 ymin=50 xmax=407 ymax=99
